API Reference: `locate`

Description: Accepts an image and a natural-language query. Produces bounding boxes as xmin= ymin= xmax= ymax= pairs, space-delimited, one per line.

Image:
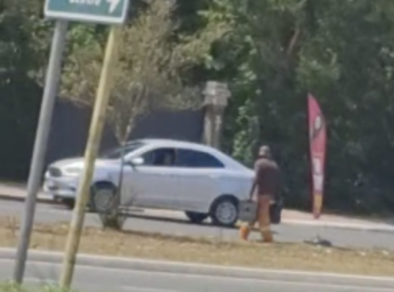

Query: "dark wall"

xmin=45 ymin=99 xmax=204 ymax=165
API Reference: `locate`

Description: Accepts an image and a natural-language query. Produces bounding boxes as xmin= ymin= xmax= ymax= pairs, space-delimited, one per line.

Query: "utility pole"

xmin=13 ymin=20 xmax=68 ymax=284
xmin=202 ymin=81 xmax=231 ymax=149
xmin=59 ymin=25 xmax=122 ymax=289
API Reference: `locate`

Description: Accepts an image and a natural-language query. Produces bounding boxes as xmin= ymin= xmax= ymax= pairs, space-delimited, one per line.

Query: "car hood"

xmin=49 ymin=157 xmax=120 ymax=169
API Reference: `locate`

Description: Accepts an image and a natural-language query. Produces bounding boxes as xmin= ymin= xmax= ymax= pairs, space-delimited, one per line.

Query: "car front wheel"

xmin=210 ymin=196 xmax=239 ymax=227
xmin=90 ymin=182 xmax=117 ymax=213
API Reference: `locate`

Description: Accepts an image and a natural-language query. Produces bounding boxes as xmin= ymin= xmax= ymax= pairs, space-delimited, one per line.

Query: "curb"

xmin=281 ymin=219 xmax=394 ymax=232
xmin=0 ymin=249 xmax=393 ymax=288
xmin=235 ymin=220 xmax=394 ymax=233
xmin=135 ymin=209 xmax=394 ymax=233
xmin=0 ymin=194 xmax=58 ymax=205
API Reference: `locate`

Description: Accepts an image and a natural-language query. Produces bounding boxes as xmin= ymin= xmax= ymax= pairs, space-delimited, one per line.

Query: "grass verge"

xmin=0 ymin=216 xmax=393 ymax=276
xmin=0 ymin=282 xmax=70 ymax=292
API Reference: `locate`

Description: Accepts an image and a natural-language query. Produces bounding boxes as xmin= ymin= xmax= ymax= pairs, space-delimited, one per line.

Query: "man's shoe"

xmin=262 ymin=231 xmax=273 ymax=243
xmin=239 ymin=224 xmax=251 ymax=240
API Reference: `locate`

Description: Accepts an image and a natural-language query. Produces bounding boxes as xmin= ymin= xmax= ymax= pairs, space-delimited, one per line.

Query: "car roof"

xmin=138 ymin=138 xmax=206 ymax=147
xmin=133 ymin=138 xmax=217 ymax=153
xmin=128 ymin=138 xmax=251 ymax=171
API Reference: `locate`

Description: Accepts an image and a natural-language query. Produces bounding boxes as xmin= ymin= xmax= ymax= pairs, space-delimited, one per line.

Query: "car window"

xmin=100 ymin=141 xmax=145 ymax=159
xmin=141 ymin=148 xmax=176 ymax=167
xmin=175 ymin=149 xmax=224 ymax=168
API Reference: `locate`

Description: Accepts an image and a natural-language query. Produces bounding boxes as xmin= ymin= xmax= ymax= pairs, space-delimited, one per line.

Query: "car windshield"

xmin=100 ymin=141 xmax=145 ymax=159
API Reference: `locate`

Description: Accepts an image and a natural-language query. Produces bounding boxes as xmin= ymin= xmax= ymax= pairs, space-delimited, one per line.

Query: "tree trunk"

xmin=100 ymin=85 xmax=145 ymax=230
xmin=100 ymin=122 xmax=135 ymax=231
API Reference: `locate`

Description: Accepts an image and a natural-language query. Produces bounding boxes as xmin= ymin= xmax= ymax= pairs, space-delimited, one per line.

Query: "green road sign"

xmin=45 ymin=0 xmax=129 ymax=25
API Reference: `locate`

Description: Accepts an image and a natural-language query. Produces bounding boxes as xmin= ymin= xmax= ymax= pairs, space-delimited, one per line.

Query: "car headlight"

xmin=63 ymin=167 xmax=82 ymax=176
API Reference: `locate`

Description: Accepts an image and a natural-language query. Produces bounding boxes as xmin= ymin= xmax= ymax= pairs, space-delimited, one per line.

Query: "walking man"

xmin=240 ymin=145 xmax=281 ymax=243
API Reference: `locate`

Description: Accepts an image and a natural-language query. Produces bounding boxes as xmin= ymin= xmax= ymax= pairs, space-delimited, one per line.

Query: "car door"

xmin=170 ymin=148 xmax=225 ymax=212
xmin=121 ymin=147 xmax=178 ymax=209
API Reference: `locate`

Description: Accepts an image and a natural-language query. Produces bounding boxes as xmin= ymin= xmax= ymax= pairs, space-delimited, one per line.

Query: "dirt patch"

xmin=1 ymin=216 xmax=393 ymax=276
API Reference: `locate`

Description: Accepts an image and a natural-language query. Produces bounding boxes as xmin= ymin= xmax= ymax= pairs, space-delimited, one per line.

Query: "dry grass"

xmin=0 ymin=282 xmax=74 ymax=292
xmin=0 ymin=216 xmax=393 ymax=276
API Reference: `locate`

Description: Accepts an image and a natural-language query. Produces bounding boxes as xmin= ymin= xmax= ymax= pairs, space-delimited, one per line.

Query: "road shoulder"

xmin=1 ymin=249 xmax=393 ymax=289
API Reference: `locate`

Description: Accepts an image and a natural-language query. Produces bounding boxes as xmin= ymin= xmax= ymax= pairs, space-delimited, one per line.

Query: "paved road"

xmin=1 ymin=199 xmax=394 ymax=250
xmin=0 ymin=257 xmax=393 ymax=292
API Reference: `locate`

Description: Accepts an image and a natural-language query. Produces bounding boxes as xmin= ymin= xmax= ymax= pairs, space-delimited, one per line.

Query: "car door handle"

xmin=209 ymin=174 xmax=221 ymax=179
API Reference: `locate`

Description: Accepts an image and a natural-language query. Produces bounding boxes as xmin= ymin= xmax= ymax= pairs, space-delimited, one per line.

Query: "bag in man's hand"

xmin=238 ymin=200 xmax=258 ymax=224
xmin=269 ymin=198 xmax=283 ymax=224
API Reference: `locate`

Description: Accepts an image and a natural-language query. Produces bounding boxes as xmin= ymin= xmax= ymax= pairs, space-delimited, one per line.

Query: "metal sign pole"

xmin=13 ymin=20 xmax=69 ymax=284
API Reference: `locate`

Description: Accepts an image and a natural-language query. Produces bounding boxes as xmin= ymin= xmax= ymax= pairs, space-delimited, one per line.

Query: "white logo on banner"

xmin=313 ymin=174 xmax=323 ymax=192
xmin=312 ymin=157 xmax=322 ymax=175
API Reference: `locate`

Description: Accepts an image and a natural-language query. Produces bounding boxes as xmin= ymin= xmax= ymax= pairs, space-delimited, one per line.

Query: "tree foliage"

xmin=62 ymin=0 xmax=227 ymax=144
xmin=204 ymin=0 xmax=394 ymax=214
xmin=0 ymin=0 xmax=50 ymax=179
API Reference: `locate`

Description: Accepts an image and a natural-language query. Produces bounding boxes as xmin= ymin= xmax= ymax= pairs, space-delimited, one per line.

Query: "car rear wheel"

xmin=185 ymin=211 xmax=208 ymax=224
xmin=210 ymin=196 xmax=239 ymax=227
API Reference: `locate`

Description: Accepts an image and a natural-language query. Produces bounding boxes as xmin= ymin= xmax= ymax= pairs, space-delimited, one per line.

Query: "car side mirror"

xmin=129 ymin=157 xmax=144 ymax=166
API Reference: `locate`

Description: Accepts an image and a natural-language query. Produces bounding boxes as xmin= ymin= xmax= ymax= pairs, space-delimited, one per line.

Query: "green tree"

xmin=204 ymin=0 xmax=394 ymax=214
xmin=62 ymin=0 xmax=226 ymax=145
xmin=0 ymin=0 xmax=51 ymax=180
